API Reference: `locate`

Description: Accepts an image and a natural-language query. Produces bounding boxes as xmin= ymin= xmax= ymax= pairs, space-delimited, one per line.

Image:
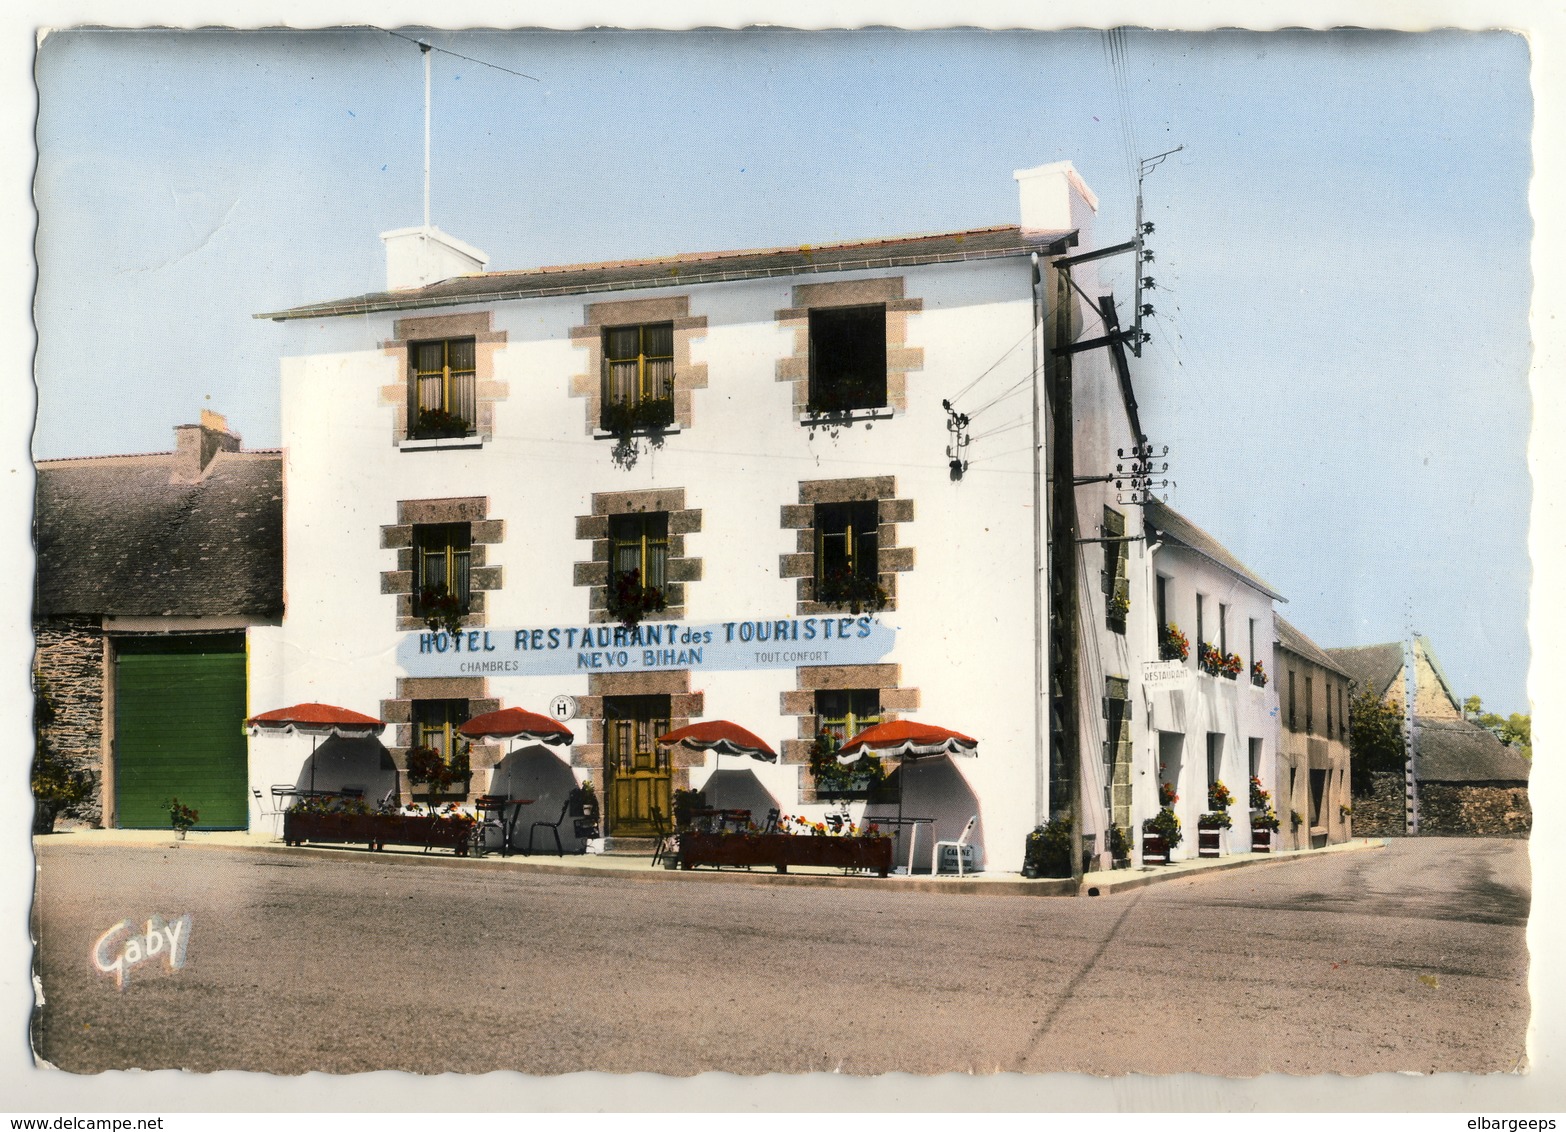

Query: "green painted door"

xmin=114 ymin=635 xmax=249 ymax=829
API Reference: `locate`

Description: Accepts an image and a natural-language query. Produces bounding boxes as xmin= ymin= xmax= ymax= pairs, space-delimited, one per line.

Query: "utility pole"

xmin=1046 ymin=257 xmax=1083 ymax=885
xmin=1404 ymin=633 xmax=1419 ymax=834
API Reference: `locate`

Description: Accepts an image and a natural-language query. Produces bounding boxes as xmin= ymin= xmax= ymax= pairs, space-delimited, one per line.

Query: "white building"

xmin=254 ymin=160 xmax=1281 ymax=872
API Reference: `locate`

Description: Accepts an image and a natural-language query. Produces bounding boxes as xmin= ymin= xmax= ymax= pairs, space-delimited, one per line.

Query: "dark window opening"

xmin=412 ymin=698 xmax=470 ymax=765
xmin=601 ymin=323 xmax=675 ymax=430
xmin=814 ymin=500 xmax=881 ymax=609
xmin=807 ymin=305 xmax=887 ymax=413
xmin=816 ymin=689 xmax=881 ymax=744
xmin=413 ymin=523 xmax=472 ymax=617
xmin=609 ymin=512 xmax=669 ymax=591
xmin=410 ymin=338 xmax=477 ymax=437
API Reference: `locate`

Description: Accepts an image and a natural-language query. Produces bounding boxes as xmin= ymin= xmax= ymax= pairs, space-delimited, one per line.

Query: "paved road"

xmin=31 ymin=837 xmax=1528 ymax=1076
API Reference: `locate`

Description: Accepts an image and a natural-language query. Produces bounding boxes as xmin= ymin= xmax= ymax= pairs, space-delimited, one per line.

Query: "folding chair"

xmin=251 ymin=789 xmax=284 ymax=837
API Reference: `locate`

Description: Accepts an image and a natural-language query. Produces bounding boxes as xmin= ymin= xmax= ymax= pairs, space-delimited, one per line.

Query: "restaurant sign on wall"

xmin=396 ymin=615 xmax=896 ymax=678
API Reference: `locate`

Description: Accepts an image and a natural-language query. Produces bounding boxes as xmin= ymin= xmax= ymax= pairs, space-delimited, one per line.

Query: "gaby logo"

xmin=92 ymin=914 xmax=192 ymax=990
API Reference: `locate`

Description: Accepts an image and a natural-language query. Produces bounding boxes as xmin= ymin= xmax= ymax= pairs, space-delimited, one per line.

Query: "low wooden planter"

xmin=1251 ymin=827 xmax=1273 ymax=853
xmin=679 ymin=831 xmax=892 ymax=877
xmin=1197 ymin=828 xmax=1224 ymax=858
xmin=283 ymin=811 xmax=473 ymax=855
xmin=1141 ymin=833 xmax=1171 ymax=865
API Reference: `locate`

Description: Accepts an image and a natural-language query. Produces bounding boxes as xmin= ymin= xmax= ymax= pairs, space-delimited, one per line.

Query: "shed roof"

xmin=1274 ymin=615 xmax=1351 ymax=678
xmin=1325 ymin=636 xmax=1461 ymax=711
xmin=35 ymin=449 xmax=283 ymax=618
xmin=257 ymin=223 xmax=1076 ymax=321
xmin=1144 ymin=499 xmax=1286 ymax=602
xmin=1415 ymin=718 xmax=1531 ymax=784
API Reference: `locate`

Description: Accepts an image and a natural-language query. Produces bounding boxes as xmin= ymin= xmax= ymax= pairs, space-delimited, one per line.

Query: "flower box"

xmin=283 ymin=811 xmax=473 ymax=855
xmin=1198 ymin=828 xmax=1223 ymax=858
xmin=678 ymin=831 xmax=892 ymax=877
xmin=1141 ymin=833 xmax=1171 ymax=865
xmin=1251 ymin=827 xmax=1272 ymax=853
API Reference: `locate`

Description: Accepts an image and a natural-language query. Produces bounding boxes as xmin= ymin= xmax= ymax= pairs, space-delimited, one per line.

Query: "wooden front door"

xmin=605 ymin=695 xmax=671 ymax=837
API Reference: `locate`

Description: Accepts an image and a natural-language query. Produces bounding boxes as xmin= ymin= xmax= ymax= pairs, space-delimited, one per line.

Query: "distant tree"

xmin=1350 ymin=686 xmax=1405 ymax=797
xmin=1476 ymin=709 xmax=1531 ymax=758
xmin=1463 ymin=694 xmax=1484 ymax=718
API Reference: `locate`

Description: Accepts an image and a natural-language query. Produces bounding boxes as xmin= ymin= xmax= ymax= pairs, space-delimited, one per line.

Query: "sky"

xmin=32 ymin=26 xmax=1534 ymax=717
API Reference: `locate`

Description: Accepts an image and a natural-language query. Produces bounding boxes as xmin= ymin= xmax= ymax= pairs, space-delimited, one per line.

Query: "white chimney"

xmin=1013 ymin=160 xmax=1099 ymax=237
xmin=380 ymin=225 xmax=489 ymax=290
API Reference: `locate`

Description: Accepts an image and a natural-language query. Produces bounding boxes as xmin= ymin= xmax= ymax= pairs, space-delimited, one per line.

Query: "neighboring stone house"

xmin=33 ymin=412 xmax=283 ymax=829
xmin=1326 ymin=636 xmax=1530 ymax=837
xmin=1273 ymin=615 xmax=1353 ymax=850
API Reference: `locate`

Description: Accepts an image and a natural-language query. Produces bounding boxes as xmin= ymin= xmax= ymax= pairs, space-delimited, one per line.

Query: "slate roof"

xmin=35 ymin=449 xmax=283 ymax=618
xmin=1326 ymin=636 xmax=1460 ymax=709
xmin=1415 ymin=718 xmax=1531 ymax=784
xmin=1274 ymin=615 xmax=1351 ymax=678
xmin=256 ymin=224 xmax=1077 ymax=322
xmin=1326 ymin=641 xmax=1405 ymax=698
xmin=1143 ymin=499 xmax=1286 ymax=602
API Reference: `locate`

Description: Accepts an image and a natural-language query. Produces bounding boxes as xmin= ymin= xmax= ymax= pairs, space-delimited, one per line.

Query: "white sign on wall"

xmin=1142 ymin=659 xmax=1192 ymax=688
xmin=397 ymin=614 xmax=897 ymax=679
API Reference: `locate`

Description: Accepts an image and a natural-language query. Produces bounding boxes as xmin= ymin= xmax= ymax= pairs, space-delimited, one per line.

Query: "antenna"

xmin=1132 ymin=145 xmax=1183 ymax=357
xmin=422 ymin=41 xmax=432 ymax=229
xmin=379 ymin=30 xmax=542 ymax=232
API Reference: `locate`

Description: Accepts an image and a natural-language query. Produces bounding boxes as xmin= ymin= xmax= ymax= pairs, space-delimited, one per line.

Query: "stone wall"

xmin=33 ymin=617 xmax=105 ymax=824
xmin=1354 ymin=771 xmax=1529 ymax=838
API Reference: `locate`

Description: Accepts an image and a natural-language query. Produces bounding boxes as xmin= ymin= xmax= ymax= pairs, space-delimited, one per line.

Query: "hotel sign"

xmin=397 ymin=615 xmax=896 ymax=679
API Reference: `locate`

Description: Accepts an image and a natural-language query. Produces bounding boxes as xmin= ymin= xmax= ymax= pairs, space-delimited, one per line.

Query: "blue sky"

xmin=33 ymin=27 xmax=1534 ymax=713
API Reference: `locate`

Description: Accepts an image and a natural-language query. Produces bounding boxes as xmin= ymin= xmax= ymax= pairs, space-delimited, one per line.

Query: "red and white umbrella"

xmin=247 ymin=702 xmax=388 ymax=794
xmin=459 ymin=707 xmax=574 ymax=751
xmin=835 ymin=719 xmax=979 ymax=763
xmin=657 ymin=720 xmax=777 ymax=763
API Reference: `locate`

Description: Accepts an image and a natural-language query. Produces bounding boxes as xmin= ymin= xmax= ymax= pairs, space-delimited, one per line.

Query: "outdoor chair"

xmin=473 ymin=794 xmax=510 ymax=857
xmin=526 ymin=795 xmax=574 ymax=857
xmin=650 ymin=806 xmax=675 ymax=868
xmin=251 ymin=788 xmax=284 ymax=836
xmin=932 ymin=814 xmax=979 ymax=877
xmin=762 ymin=807 xmax=780 ymax=834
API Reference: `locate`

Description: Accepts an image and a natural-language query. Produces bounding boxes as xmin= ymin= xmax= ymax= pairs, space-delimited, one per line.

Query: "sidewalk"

xmin=34 ymin=823 xmax=1388 ymax=897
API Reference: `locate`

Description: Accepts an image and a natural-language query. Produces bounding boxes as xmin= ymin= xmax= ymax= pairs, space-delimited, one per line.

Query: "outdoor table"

xmin=872 ymin=816 xmax=935 ymax=874
xmin=500 ymin=798 xmax=535 ymax=853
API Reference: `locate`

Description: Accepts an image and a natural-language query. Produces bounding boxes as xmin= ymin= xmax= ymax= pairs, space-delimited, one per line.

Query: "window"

xmin=807 ymin=305 xmax=887 ymax=413
xmin=413 ymin=523 xmax=471 ymax=617
xmin=1196 ymin=594 xmax=1206 ymax=654
xmin=409 ymin=338 xmax=477 ymax=437
xmin=1101 ymin=507 xmax=1129 ymax=633
xmin=816 ymin=689 xmax=880 ymax=744
xmin=1305 ymin=675 xmax=1315 ymax=734
xmin=1339 ymin=685 xmax=1347 ymax=739
xmin=1156 ymin=575 xmax=1168 ymax=630
xmin=1248 ymin=738 xmax=1262 ymax=782
xmin=601 ymin=323 xmax=675 ymax=430
xmin=1326 ymin=681 xmax=1333 ymax=736
xmin=609 ymin=512 xmax=669 ymax=590
xmin=1248 ymin=618 xmax=1256 ymax=674
xmin=814 ymin=500 xmax=880 ymax=607
xmin=1288 ymin=669 xmax=1297 ymax=730
xmin=1206 ymin=733 xmax=1224 ymax=798
xmin=412 ymin=699 xmax=469 ymax=763
xmin=1219 ymin=603 xmax=1229 ymax=656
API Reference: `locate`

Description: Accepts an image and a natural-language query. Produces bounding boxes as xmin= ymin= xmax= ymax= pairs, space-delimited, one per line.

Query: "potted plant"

xmin=1142 ymin=807 xmax=1181 ymax=864
xmin=1220 ymin=650 xmax=1244 ymax=679
xmin=1198 ymin=642 xmax=1223 ymax=676
xmin=410 ymin=406 xmax=472 ymax=440
xmin=405 ymin=744 xmax=469 ymax=812
xmin=417 ymin=584 xmax=466 ymax=638
xmin=602 ymin=396 xmax=675 ymax=443
xmin=672 ymin=788 xmax=707 ymax=830
xmin=605 ymin=567 xmax=667 ymax=630
xmin=1107 ymin=590 xmax=1131 ymax=621
xmin=1197 ymin=809 xmax=1231 ymax=857
xmin=808 ymin=729 xmax=886 ymax=797
xmin=1108 ymin=823 xmax=1132 ymax=869
xmin=1251 ymin=659 xmax=1269 ymax=687
xmin=814 ymin=565 xmax=888 ymax=615
xmin=1160 ymin=622 xmax=1190 ymax=662
xmin=1339 ymin=803 xmax=1353 ymax=821
xmin=1022 ymin=813 xmax=1073 ymax=878
xmin=1249 ymin=776 xmax=1279 ymax=851
xmin=167 ymin=798 xmax=199 ymax=839
xmin=1290 ymin=809 xmax=1305 ymax=831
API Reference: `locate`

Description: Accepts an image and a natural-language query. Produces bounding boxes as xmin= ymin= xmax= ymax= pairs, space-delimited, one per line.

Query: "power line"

xmin=382 ymin=29 xmax=541 ymax=82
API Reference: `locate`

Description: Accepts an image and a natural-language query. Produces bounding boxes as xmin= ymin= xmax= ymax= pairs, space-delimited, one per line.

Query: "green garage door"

xmin=114 ymin=634 xmax=249 ymax=829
